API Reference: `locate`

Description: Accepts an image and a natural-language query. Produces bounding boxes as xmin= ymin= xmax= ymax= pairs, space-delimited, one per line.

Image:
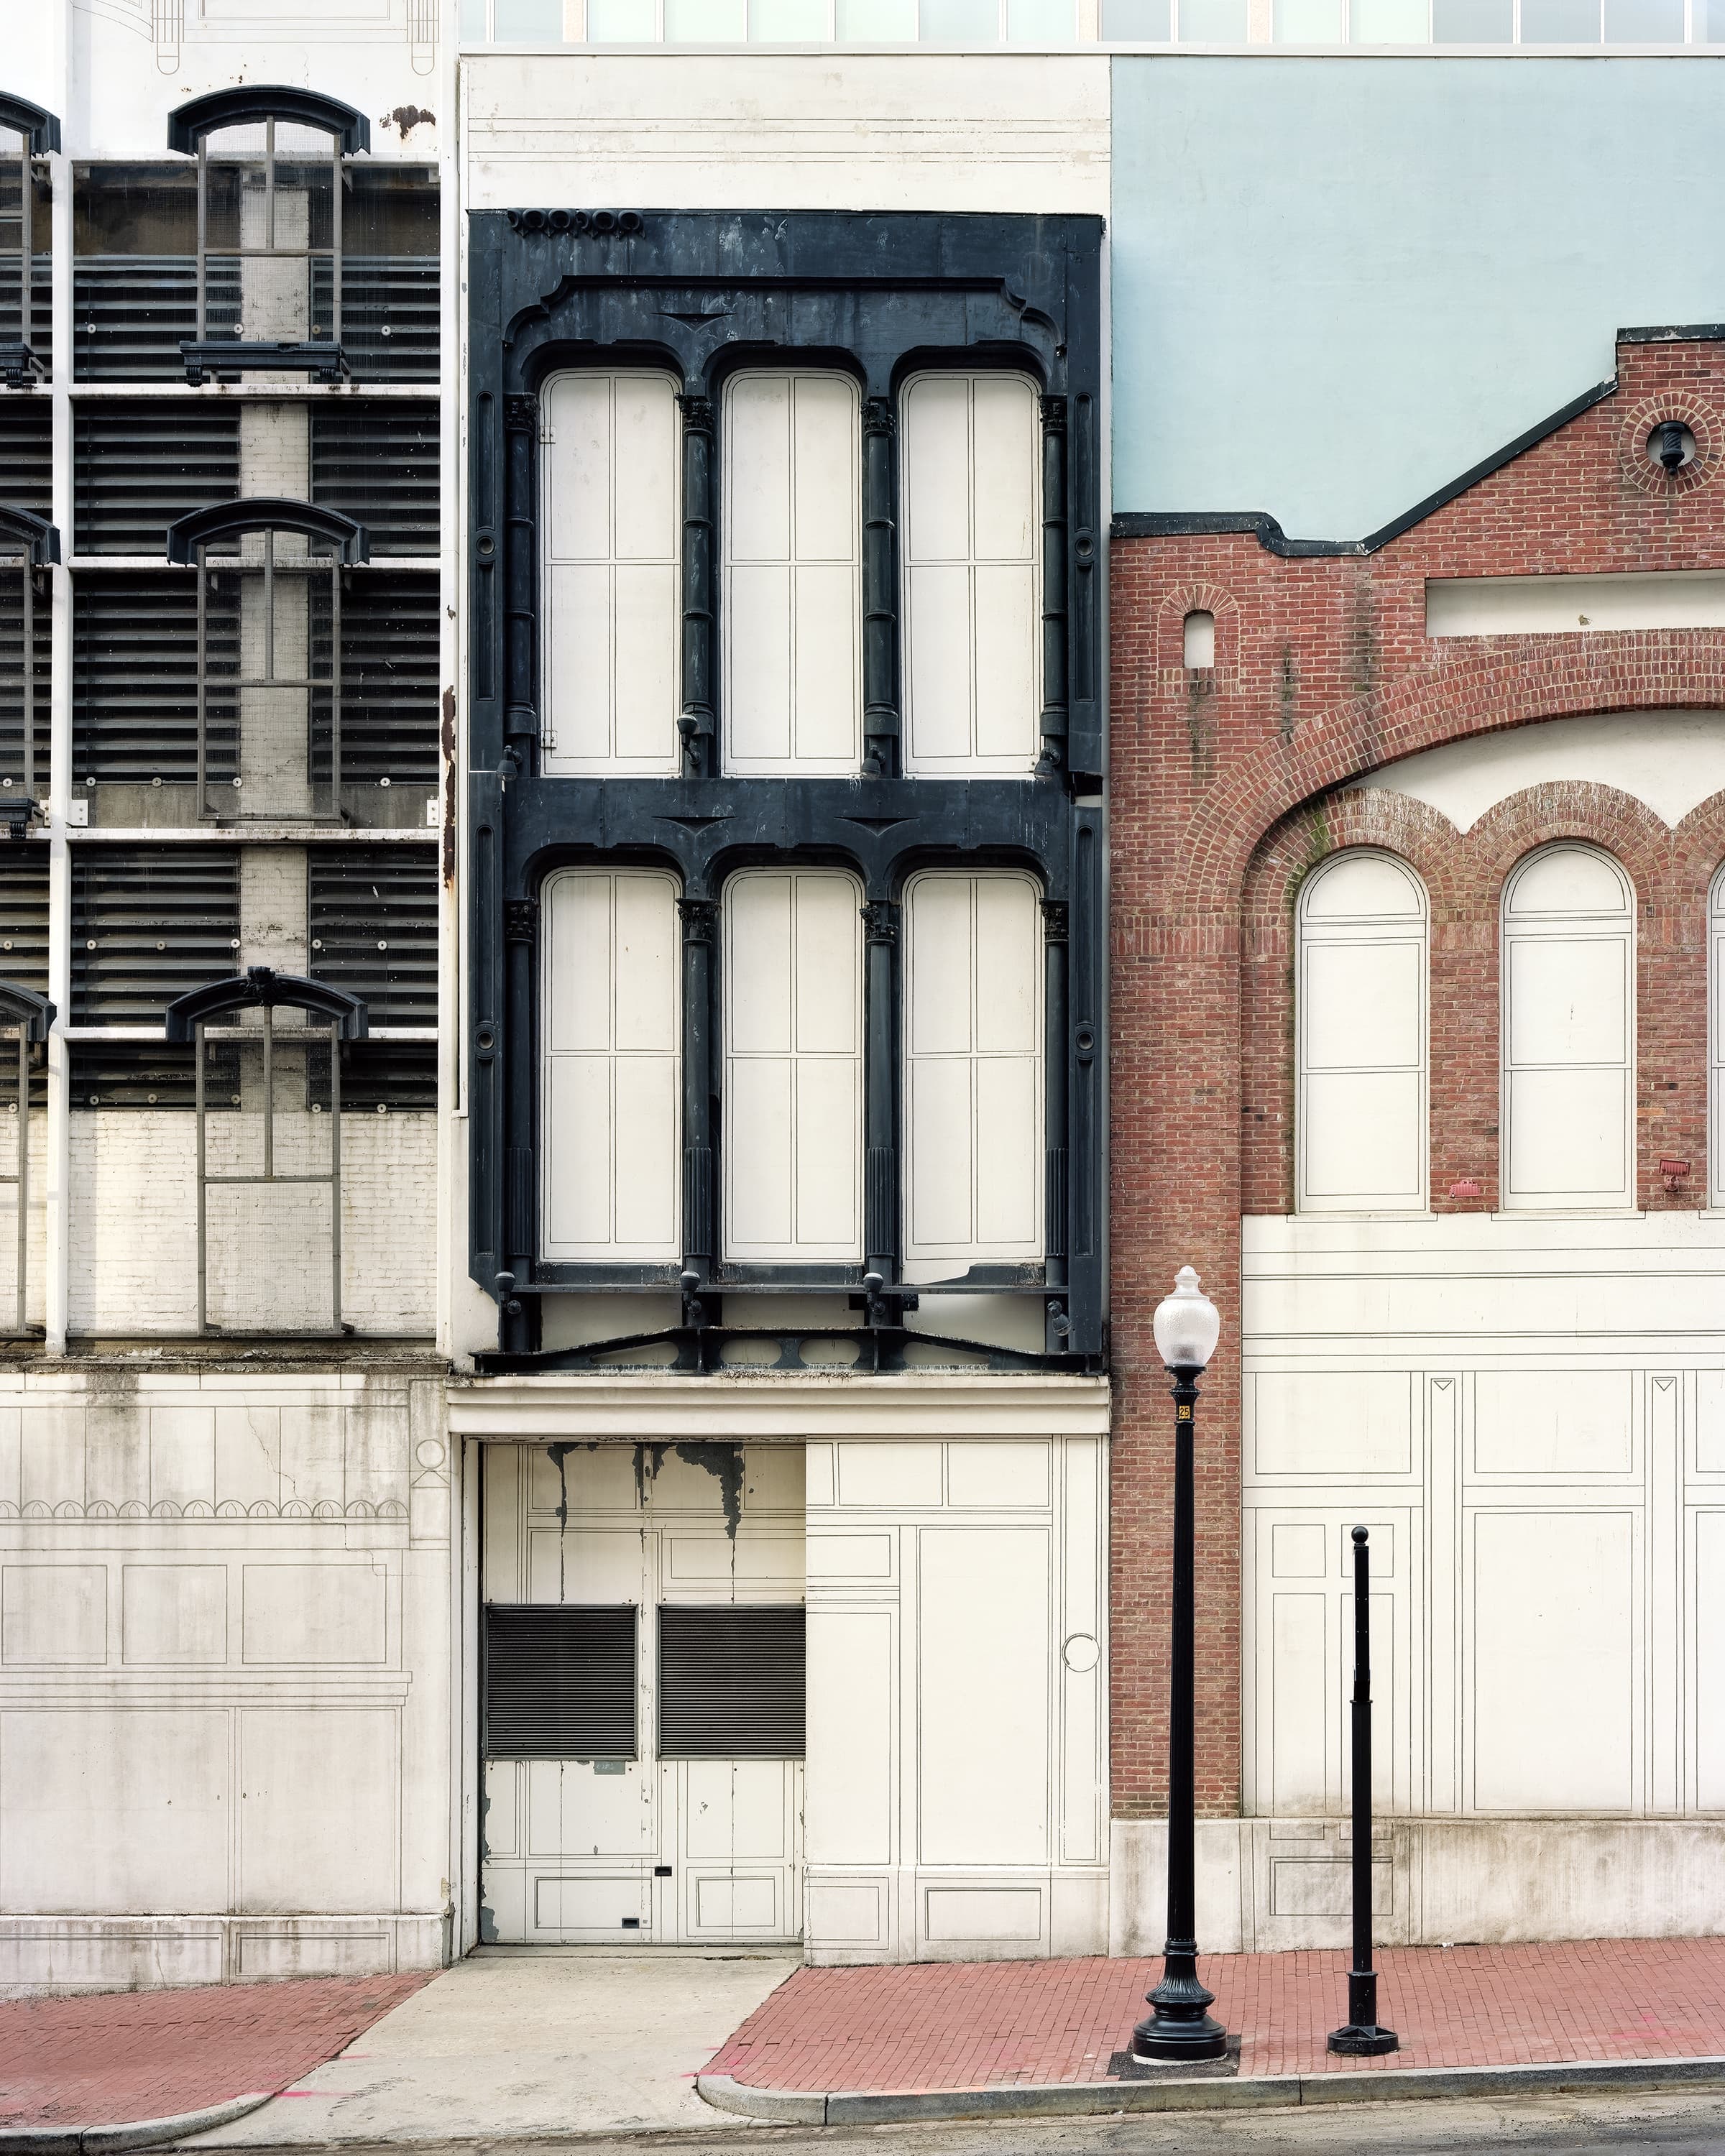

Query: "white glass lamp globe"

xmin=1152 ymin=1266 xmax=1221 ymax=1371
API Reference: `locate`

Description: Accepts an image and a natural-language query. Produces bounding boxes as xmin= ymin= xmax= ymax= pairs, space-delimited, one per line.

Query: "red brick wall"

xmin=1110 ymin=336 xmax=1725 ymax=1819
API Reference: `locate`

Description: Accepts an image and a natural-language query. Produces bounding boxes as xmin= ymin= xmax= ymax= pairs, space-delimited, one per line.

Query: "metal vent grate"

xmin=0 ymin=571 xmax=50 ymax=793
xmin=73 ymin=258 xmax=240 ymax=382
xmin=73 ymin=402 xmax=240 ymax=557
xmin=310 ymin=258 xmax=439 ymax=382
xmin=0 ymin=397 xmax=51 ymax=520
xmin=311 ymin=1039 xmax=436 ymax=1114
xmin=310 ymin=402 xmax=438 ymax=556
xmin=73 ymin=572 xmax=238 ymax=783
xmin=70 ymin=845 xmax=241 ymax=1024
xmin=307 ymin=846 xmax=438 ymax=1025
xmin=483 ymin=1603 xmax=638 ymax=1760
xmin=70 ymin=1040 xmax=239 ymax=1113
xmin=657 ymin=1605 xmax=806 ymax=1760
xmin=309 ymin=571 xmax=440 ymax=785
xmin=0 ymin=848 xmax=49 ymax=995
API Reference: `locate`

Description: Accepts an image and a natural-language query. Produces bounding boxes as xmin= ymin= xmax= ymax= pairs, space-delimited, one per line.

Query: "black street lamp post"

xmin=1131 ymin=1266 xmax=1229 ymax=2066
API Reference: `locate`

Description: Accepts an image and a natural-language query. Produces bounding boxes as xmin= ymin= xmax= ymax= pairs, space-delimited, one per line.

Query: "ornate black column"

xmin=861 ymin=897 xmax=899 ymax=1279
xmin=500 ymin=893 xmax=539 ymax=1354
xmin=861 ymin=397 xmax=900 ymax=779
xmin=1039 ymin=395 xmax=1069 ymax=775
xmin=678 ymin=895 xmax=717 ymax=1273
xmin=678 ymin=394 xmax=716 ymax=778
xmin=1041 ymin=898 xmax=1069 ymax=1310
xmin=502 ymin=394 xmax=539 ymax=771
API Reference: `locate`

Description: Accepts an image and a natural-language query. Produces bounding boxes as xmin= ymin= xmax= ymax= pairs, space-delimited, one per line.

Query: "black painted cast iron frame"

xmin=466 ymin=210 xmax=1106 ymax=1363
xmin=1132 ymin=1363 xmax=1229 ymax=2064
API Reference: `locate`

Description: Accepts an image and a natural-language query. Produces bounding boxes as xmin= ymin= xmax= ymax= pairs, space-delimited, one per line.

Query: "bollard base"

xmin=1328 ymin=2024 xmax=1400 ymax=2056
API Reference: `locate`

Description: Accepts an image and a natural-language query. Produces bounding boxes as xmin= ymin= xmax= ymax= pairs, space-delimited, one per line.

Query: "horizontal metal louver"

xmin=0 ymin=848 xmax=50 ymax=994
xmin=310 ymin=257 xmax=440 ymax=382
xmin=307 ymin=846 xmax=438 ymax=1024
xmin=310 ymin=402 xmax=438 ymax=555
xmin=73 ymin=258 xmax=240 ymax=382
xmin=73 ymin=402 xmax=239 ymax=557
xmin=70 ymin=1040 xmax=240 ymax=1113
xmin=311 ymin=1040 xmax=436 ymax=1114
xmin=0 ymin=571 xmax=51 ymax=791
xmin=657 ymin=1605 xmax=806 ymax=1760
xmin=309 ymin=572 xmax=440 ymax=784
xmin=484 ymin=1603 xmax=638 ymax=1760
xmin=73 ymin=573 xmax=237 ymax=783
xmin=0 ymin=397 xmax=51 ymax=520
xmin=70 ymin=845 xmax=241 ymax=1024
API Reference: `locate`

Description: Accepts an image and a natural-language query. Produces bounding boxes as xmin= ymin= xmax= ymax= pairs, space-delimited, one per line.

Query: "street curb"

xmin=0 ymin=2095 xmax=276 ymax=2155
xmin=696 ymin=2052 xmax=1725 ymax=2125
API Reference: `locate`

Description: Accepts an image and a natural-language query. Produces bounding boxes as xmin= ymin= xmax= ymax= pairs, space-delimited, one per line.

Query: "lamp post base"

xmin=1328 ymin=2024 xmax=1399 ymax=2056
xmin=1131 ymin=1958 xmax=1230 ymax=2064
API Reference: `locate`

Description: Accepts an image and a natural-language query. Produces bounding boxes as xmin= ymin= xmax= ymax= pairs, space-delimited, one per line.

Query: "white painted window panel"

xmin=543 ymin=372 xmax=681 ymax=775
xmin=1295 ymin=850 xmax=1428 ymax=1215
xmin=1270 ymin=1592 xmax=1330 ymax=1815
xmin=543 ymin=869 xmax=681 ymax=1261
xmin=1302 ymin=941 xmax=1422 ymax=1070
xmin=1501 ymin=844 xmax=1634 ymax=1212
xmin=1505 ymin=1068 xmax=1629 ymax=1200
xmin=903 ymin=870 xmax=1043 ymax=1268
xmin=722 ymin=372 xmax=861 ymax=775
xmin=1302 ymin=1071 xmax=1425 ymax=1204
xmin=1506 ymin=936 xmax=1628 ymax=1067
xmin=1471 ymin=1509 xmax=1636 ymax=1812
xmin=916 ymin=1526 xmax=1051 ymax=1866
xmin=723 ymin=869 xmax=862 ymax=1261
xmin=901 ymin=373 xmax=1041 ymax=775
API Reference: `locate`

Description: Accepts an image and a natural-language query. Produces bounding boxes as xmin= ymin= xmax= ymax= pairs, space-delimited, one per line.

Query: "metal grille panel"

xmin=0 ymin=849 xmax=49 ymax=995
xmin=73 ymin=572 xmax=238 ymax=783
xmin=0 ymin=571 xmax=51 ymax=792
xmin=74 ymin=402 xmax=241 ymax=558
xmin=310 ymin=402 xmax=438 ymax=555
xmin=309 ymin=571 xmax=440 ymax=785
xmin=70 ymin=846 xmax=241 ymax=1024
xmin=70 ymin=1041 xmax=239 ymax=1113
xmin=307 ymin=846 xmax=438 ymax=1025
xmin=657 ymin=1605 xmax=806 ymax=1759
xmin=0 ymin=397 xmax=51 ymax=520
xmin=483 ymin=1603 xmax=638 ymax=1760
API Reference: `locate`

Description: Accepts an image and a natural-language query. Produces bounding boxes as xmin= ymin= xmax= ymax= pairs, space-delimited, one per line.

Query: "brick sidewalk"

xmin=0 ymin=1973 xmax=431 ymax=2130
xmin=705 ymin=1939 xmax=1725 ymax=2095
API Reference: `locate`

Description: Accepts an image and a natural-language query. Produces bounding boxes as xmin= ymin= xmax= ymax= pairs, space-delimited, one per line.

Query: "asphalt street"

xmin=181 ymin=2086 xmax=1725 ymax=2156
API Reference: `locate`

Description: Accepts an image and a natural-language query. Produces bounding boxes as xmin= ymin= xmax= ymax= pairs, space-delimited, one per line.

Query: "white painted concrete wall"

xmin=0 ymin=1368 xmax=451 ymax=1993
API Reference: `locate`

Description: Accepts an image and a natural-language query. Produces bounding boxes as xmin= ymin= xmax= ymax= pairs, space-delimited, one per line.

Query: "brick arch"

xmin=1177 ymin=635 xmax=1725 ymax=915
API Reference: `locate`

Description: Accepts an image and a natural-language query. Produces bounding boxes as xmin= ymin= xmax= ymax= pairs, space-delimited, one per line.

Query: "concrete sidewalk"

xmin=187 ymin=1950 xmax=800 ymax=2146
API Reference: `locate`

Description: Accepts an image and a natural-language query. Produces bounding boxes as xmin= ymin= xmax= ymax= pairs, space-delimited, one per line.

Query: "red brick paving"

xmin=706 ymin=1940 xmax=1725 ymax=2094
xmin=0 ymin=1973 xmax=431 ymax=2129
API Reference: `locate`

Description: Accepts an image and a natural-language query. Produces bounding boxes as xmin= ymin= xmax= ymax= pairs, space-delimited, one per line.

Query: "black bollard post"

xmin=1328 ymin=1525 xmax=1398 ymax=2056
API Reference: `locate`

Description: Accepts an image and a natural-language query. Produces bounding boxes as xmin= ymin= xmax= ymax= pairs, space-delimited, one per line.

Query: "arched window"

xmin=541 ymin=867 xmax=681 ymax=1261
xmin=1501 ymin=843 xmax=1635 ymax=1212
xmin=722 ymin=867 xmax=864 ymax=1261
xmin=542 ymin=370 xmax=681 ymax=775
xmin=1296 ymin=849 xmax=1429 ymax=1214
